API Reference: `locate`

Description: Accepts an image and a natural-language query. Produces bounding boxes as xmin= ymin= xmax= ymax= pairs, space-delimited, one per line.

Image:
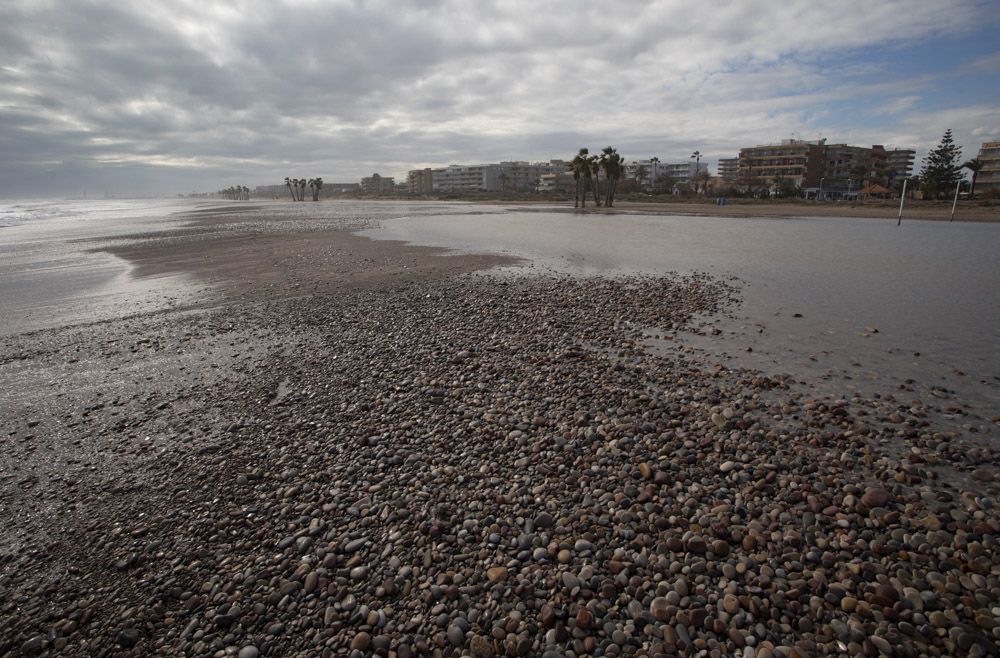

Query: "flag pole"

xmin=897 ymin=178 xmax=908 ymax=226
xmin=950 ymin=180 xmax=961 ymax=222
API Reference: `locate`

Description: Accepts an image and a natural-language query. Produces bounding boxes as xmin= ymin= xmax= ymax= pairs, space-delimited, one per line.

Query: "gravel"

xmin=1 ymin=213 xmax=998 ymax=657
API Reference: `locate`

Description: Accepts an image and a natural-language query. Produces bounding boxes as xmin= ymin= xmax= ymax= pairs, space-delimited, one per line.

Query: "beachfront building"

xmin=819 ymin=144 xmax=885 ymax=199
xmin=886 ymin=148 xmax=916 ymax=180
xmin=628 ymin=159 xmax=708 ymax=191
xmin=627 ymin=159 xmax=659 ymax=190
xmin=360 ymin=173 xmax=395 ymax=195
xmin=664 ymin=162 xmax=709 ymax=188
xmin=497 ymin=161 xmax=567 ymax=192
xmin=431 ymin=164 xmax=502 ymax=192
xmin=407 ymin=168 xmax=433 ymax=194
xmin=326 ymin=183 xmax=361 ymax=194
xmin=537 ymin=171 xmax=576 ymax=193
xmin=254 ymin=184 xmax=290 ymax=199
xmin=717 ymin=158 xmax=739 ymax=182
xmin=739 ymin=139 xmax=825 ymax=195
xmin=976 ymin=141 xmax=1000 ymax=195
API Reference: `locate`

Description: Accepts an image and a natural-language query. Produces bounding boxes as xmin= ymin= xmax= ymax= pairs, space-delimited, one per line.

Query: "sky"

xmin=1 ymin=0 xmax=998 ymax=197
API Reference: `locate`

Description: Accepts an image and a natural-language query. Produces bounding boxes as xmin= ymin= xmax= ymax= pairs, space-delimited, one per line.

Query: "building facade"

xmin=497 ymin=161 xmax=567 ymax=191
xmin=886 ymin=149 xmax=916 ymax=180
xmin=717 ymin=158 xmax=739 ymax=182
xmin=431 ymin=164 xmax=502 ymax=192
xmin=976 ymin=141 xmax=1000 ymax=195
xmin=739 ymin=139 xmax=826 ymax=192
xmin=820 ymin=144 xmax=880 ymax=198
xmin=360 ymin=173 xmax=395 ymax=195
xmin=537 ymin=171 xmax=576 ymax=193
xmin=407 ymin=168 xmax=434 ymax=194
xmin=628 ymin=159 xmax=708 ymax=190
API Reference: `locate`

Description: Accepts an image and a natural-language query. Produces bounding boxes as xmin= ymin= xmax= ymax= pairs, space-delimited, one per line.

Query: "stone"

xmin=447 ymin=623 xmax=466 ymax=647
xmin=470 ymin=634 xmax=494 ymax=658
xmin=117 ymin=628 xmax=139 ymax=649
xmin=650 ymin=596 xmax=671 ymax=622
xmin=861 ymin=488 xmax=891 ymax=508
xmin=486 ymin=566 xmax=508 ymax=583
xmin=238 ymin=647 xmax=260 ymax=658
xmin=350 ymin=632 xmax=372 ymax=651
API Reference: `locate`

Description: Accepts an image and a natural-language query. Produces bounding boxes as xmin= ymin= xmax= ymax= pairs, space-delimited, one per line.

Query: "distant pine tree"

xmin=919 ymin=129 xmax=963 ymax=199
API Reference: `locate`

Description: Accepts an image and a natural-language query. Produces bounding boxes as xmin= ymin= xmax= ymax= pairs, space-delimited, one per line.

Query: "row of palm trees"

xmin=284 ymin=177 xmax=324 ymax=201
xmin=568 ymin=146 xmax=626 ymax=208
xmin=219 ymin=185 xmax=250 ymax=200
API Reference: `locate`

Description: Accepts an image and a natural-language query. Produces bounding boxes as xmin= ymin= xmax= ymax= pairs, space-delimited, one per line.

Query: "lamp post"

xmin=690 ymin=151 xmax=701 ymax=193
xmin=818 ymin=177 xmax=824 ymax=201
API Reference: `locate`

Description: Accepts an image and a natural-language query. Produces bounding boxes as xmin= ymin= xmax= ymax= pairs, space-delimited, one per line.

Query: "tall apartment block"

xmin=407 ymin=168 xmax=434 ymax=194
xmin=974 ymin=142 xmax=1000 ymax=195
xmin=360 ymin=173 xmax=395 ymax=195
xmin=717 ymin=158 xmax=739 ymax=182
xmin=738 ymin=139 xmax=826 ymax=190
xmin=886 ymin=149 xmax=916 ymax=180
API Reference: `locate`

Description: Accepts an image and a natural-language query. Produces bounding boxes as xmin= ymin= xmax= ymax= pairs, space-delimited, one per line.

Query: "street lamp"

xmin=818 ymin=177 xmax=824 ymax=201
xmin=690 ymin=151 xmax=701 ymax=193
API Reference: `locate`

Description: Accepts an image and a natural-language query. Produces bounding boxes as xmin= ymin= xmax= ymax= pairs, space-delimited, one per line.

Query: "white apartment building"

xmin=432 ymin=164 xmax=502 ymax=192
xmin=431 ymin=161 xmax=569 ymax=192
xmin=629 ymin=160 xmax=709 ymax=190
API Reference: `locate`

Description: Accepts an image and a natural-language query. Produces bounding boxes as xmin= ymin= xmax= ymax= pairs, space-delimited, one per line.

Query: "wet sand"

xmin=494 ymin=199 xmax=1000 ymax=222
xmin=2 ymin=203 xmax=998 ymax=657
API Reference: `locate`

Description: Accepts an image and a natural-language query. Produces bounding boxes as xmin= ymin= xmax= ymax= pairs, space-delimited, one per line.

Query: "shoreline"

xmin=486 ymin=198 xmax=1000 ymax=222
xmin=275 ymin=193 xmax=1000 ymax=222
xmin=2 ymin=203 xmax=998 ymax=656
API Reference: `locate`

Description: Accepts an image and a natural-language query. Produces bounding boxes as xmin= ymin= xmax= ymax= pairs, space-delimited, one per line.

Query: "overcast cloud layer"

xmin=1 ymin=0 xmax=998 ymax=196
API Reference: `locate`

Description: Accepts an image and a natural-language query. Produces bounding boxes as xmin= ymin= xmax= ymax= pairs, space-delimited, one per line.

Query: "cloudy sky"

xmin=1 ymin=0 xmax=998 ymax=196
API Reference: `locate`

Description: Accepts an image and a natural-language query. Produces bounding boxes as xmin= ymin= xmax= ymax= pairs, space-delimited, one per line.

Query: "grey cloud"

xmin=0 ymin=0 xmax=995 ymax=197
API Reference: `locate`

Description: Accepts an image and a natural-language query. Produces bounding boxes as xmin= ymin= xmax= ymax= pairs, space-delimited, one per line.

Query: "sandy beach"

xmin=2 ymin=202 xmax=998 ymax=657
xmin=487 ymin=198 xmax=1000 ymax=222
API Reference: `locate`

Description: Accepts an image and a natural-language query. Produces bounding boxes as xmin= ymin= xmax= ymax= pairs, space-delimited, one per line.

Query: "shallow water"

xmin=362 ymin=208 xmax=1000 ymax=425
xmin=0 ymin=199 xmax=201 ymax=334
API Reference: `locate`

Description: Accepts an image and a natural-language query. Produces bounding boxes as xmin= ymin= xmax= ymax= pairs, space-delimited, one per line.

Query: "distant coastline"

xmin=246 ymin=193 xmax=1000 ymax=222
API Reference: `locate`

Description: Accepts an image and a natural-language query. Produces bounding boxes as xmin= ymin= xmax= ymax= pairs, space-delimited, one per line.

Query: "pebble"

xmin=2 ymin=234 xmax=998 ymax=658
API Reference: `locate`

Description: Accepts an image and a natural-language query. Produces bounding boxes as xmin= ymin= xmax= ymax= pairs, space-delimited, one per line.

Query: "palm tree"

xmin=285 ymin=177 xmax=296 ymax=201
xmin=962 ymin=158 xmax=982 ymax=198
xmin=567 ymin=155 xmax=584 ymax=208
xmin=296 ymin=178 xmax=305 ymax=201
xmin=589 ymin=153 xmax=601 ymax=207
xmin=600 ymin=146 xmax=624 ymax=207
xmin=312 ymin=177 xmax=323 ymax=201
xmin=690 ymin=151 xmax=702 ymax=194
xmin=574 ymin=148 xmax=591 ymax=208
xmin=649 ymin=157 xmax=660 ymax=193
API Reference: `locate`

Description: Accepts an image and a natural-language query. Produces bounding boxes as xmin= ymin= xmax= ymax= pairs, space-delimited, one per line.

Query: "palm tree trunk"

xmin=592 ymin=171 xmax=601 ymax=207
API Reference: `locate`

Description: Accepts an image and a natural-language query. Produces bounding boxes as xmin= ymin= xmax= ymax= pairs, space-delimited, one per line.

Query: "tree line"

xmin=219 ymin=185 xmax=250 ymax=200
xmin=568 ymin=146 xmax=625 ymax=208
xmin=284 ymin=177 xmax=324 ymax=201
